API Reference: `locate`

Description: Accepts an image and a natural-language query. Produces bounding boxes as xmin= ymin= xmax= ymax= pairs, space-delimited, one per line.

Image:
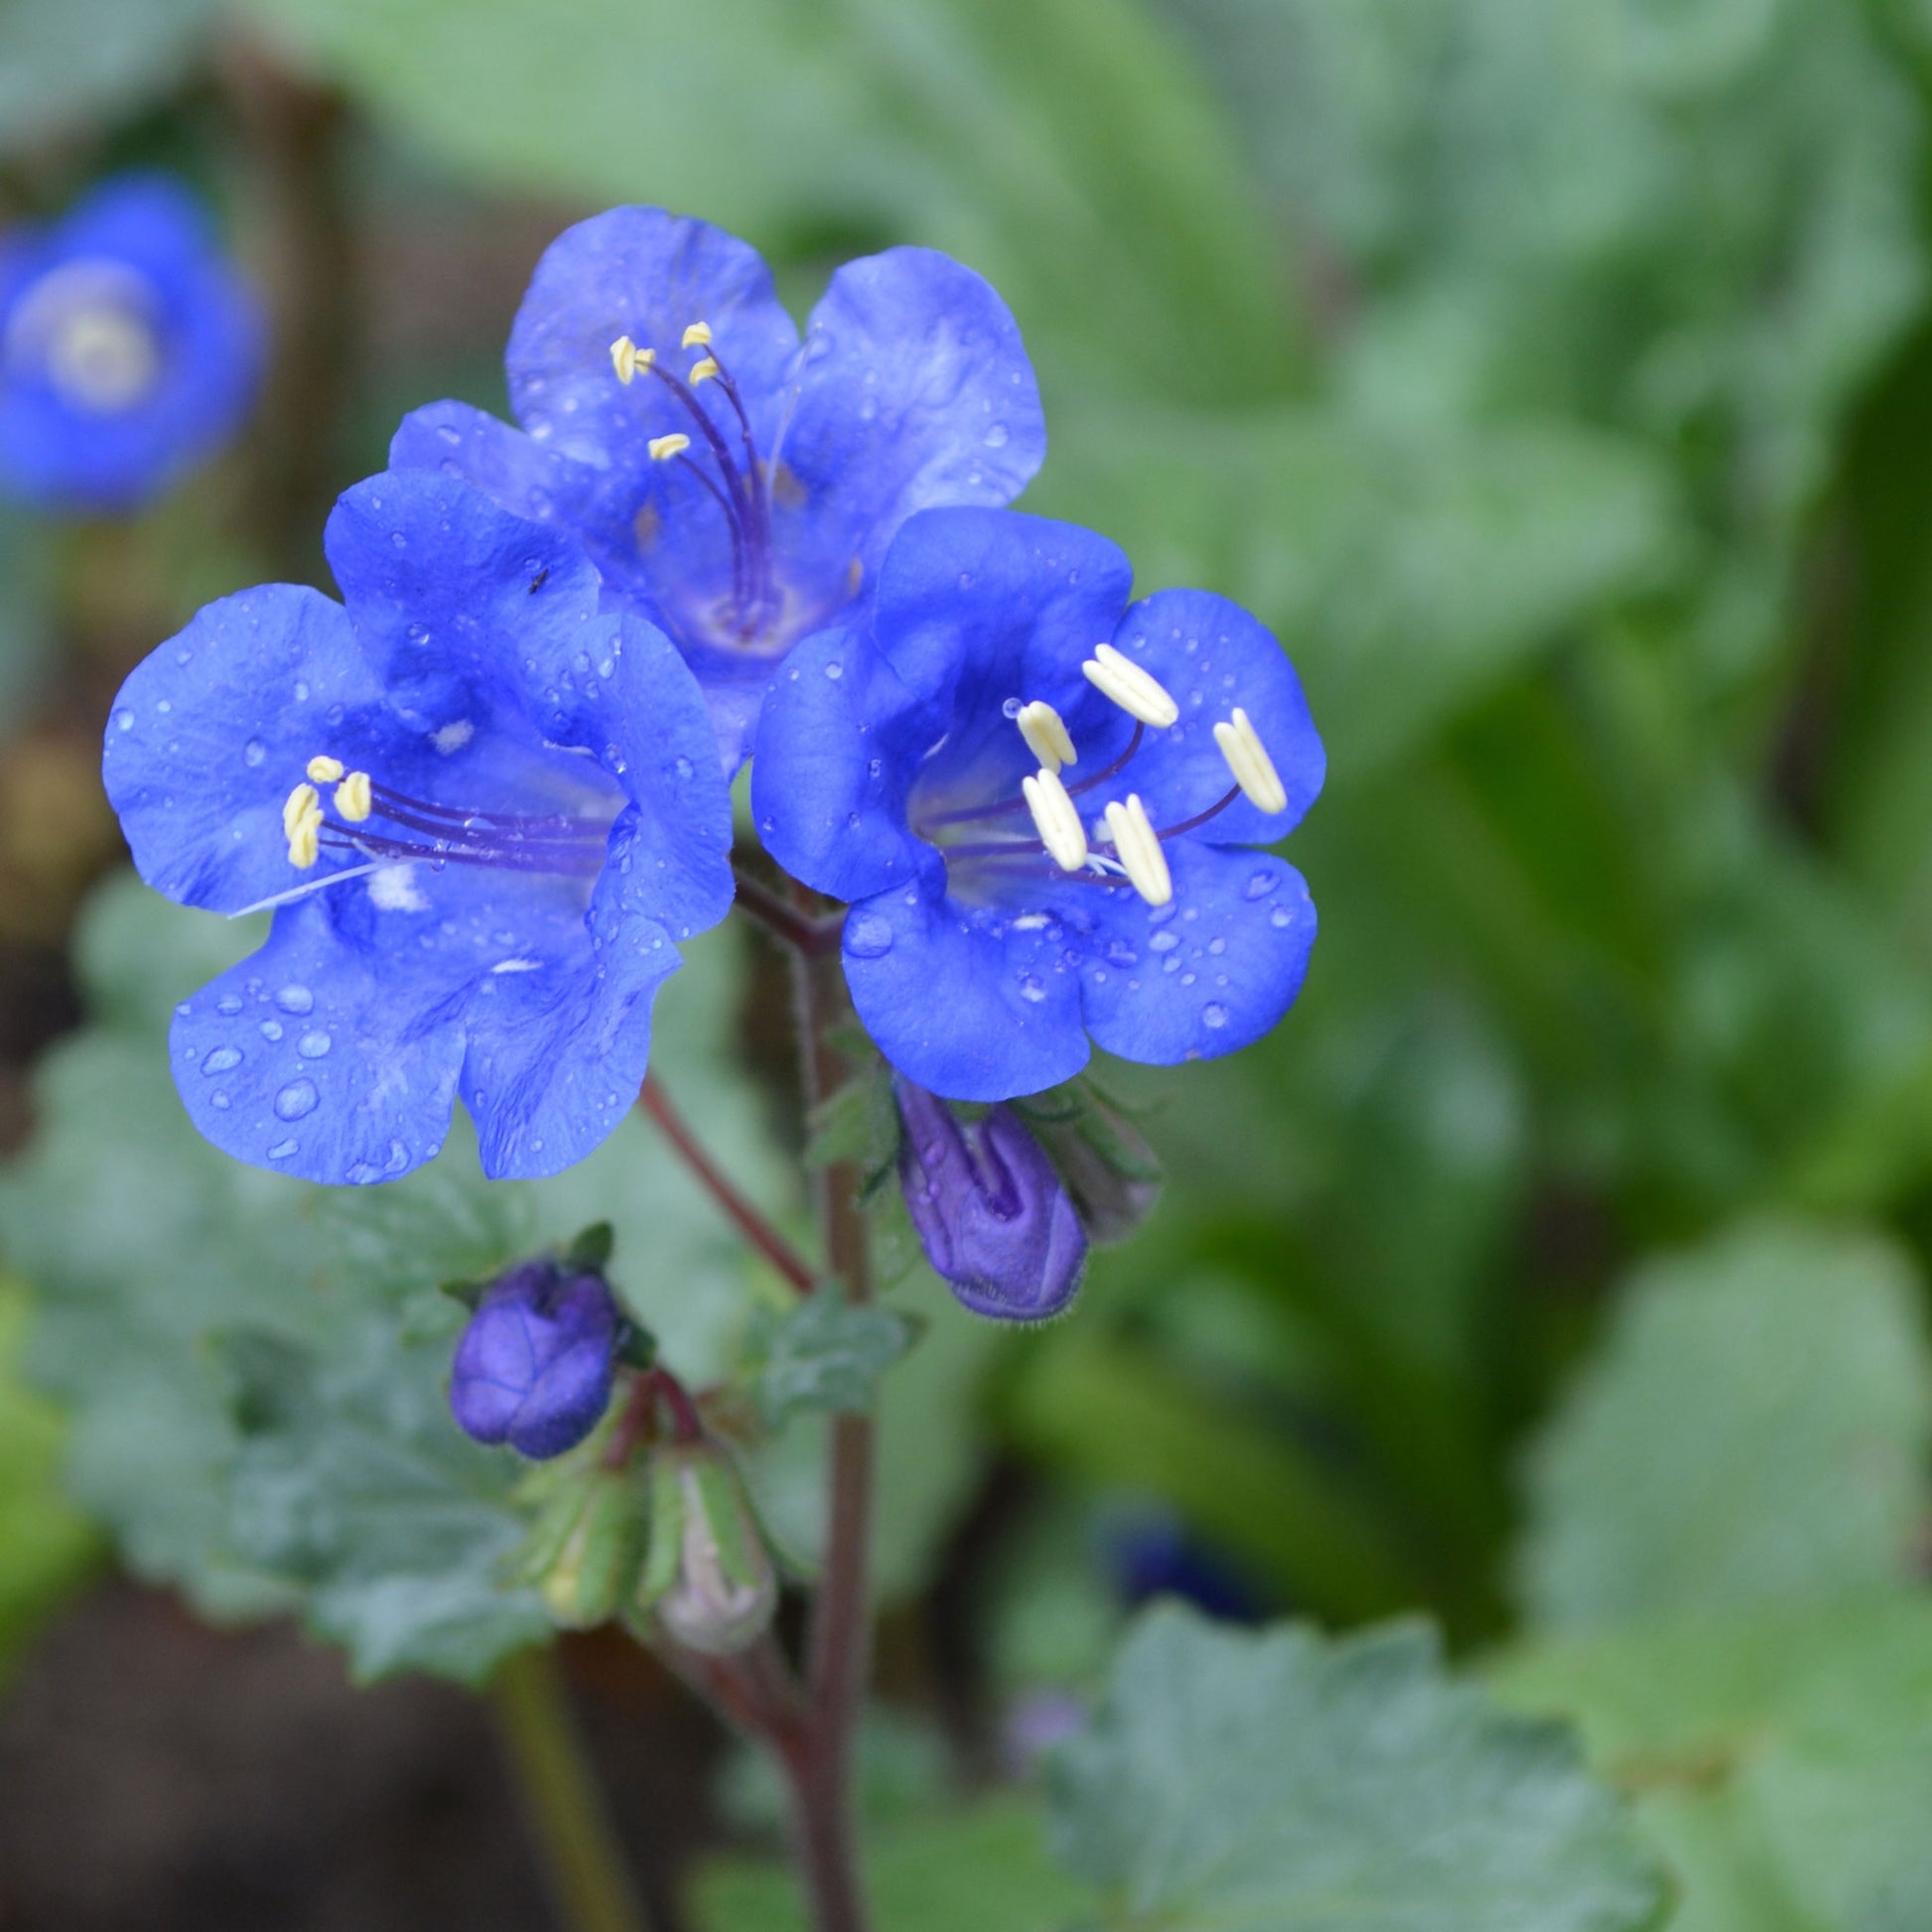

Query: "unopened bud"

xmin=450 ymin=1260 xmax=624 ymax=1458
xmin=637 ymin=1445 xmax=777 ymax=1656
xmin=515 ymin=1468 xmax=642 ymax=1629
xmin=896 ymin=1080 xmax=1087 ymax=1321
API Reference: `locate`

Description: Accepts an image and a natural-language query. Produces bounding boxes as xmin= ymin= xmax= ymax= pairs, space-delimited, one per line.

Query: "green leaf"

xmin=749 ymin=1286 xmax=922 ymax=1427
xmin=220 ymin=1323 xmax=550 ymax=1685
xmin=1491 ymin=1593 xmax=1932 ymax=1932
xmin=0 ymin=0 xmax=215 ymax=146
xmin=0 ymin=1278 xmax=98 ymax=1690
xmin=695 ymin=1796 xmax=1089 ymax=1932
xmin=1516 ymin=1219 xmax=1932 ymax=1634
xmin=1050 ymin=1601 xmax=1667 ymax=1932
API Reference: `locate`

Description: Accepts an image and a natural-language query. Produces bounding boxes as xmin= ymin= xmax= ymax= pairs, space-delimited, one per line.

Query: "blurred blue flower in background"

xmin=392 ymin=205 xmax=1044 ymax=768
xmin=897 ymin=1079 xmax=1087 ymax=1321
xmin=0 ymin=173 xmax=262 ymax=512
xmin=450 ymin=1260 xmax=625 ymax=1458
xmin=754 ymin=507 xmax=1323 ymax=1100
xmin=102 ymin=467 xmax=734 ymax=1185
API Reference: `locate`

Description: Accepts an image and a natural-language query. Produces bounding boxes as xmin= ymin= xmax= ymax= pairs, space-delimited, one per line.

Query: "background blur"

xmin=2 ymin=1 xmax=1932 ymax=1927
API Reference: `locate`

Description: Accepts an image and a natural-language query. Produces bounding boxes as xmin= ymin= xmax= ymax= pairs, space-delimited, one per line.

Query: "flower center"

xmin=249 ymin=752 xmax=615 ymax=916
xmin=5 ymin=258 xmax=163 ymax=414
xmin=913 ymin=649 xmax=1292 ymax=909
xmin=610 ymin=320 xmax=785 ymax=647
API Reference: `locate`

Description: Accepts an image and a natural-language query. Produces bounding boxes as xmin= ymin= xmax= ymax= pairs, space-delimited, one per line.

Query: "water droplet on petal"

xmin=1244 ymin=870 xmax=1279 ymax=900
xmin=1002 ymin=697 xmax=1023 ymax=719
xmin=845 ymin=911 xmax=895 ymax=960
xmin=298 ymin=1031 xmax=332 ymax=1058
xmin=215 ymin=994 xmax=243 ymax=1016
xmin=984 ymin=423 xmax=1010 ymax=448
xmin=267 ymin=1138 xmax=298 ymax=1161
xmin=1201 ymin=1002 xmax=1229 ymax=1030
xmin=201 ymin=1046 xmax=241 ymax=1074
xmin=243 ymin=738 xmax=266 ymax=767
xmin=1270 ymin=905 xmax=1293 ymax=928
xmin=823 ymin=660 xmax=844 ymax=680
xmin=273 ymin=1078 xmax=320 ymax=1120
xmin=1018 ymin=975 xmax=1046 ymax=1003
xmin=1149 ymin=930 xmax=1179 ymax=953
xmin=275 ymin=984 xmax=314 ymax=1015
xmin=673 ymin=755 xmax=694 ymax=780
xmin=112 ymin=708 xmax=134 ymax=732
xmin=259 ymin=1020 xmax=283 ymax=1041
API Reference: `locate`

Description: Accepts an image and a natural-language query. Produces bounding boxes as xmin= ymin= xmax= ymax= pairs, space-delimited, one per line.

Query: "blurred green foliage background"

xmin=3 ymin=0 xmax=1932 ymax=1927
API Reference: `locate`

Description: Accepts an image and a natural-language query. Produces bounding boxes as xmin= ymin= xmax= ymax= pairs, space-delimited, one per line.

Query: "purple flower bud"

xmin=896 ymin=1081 xmax=1087 ymax=1321
xmin=450 ymin=1261 xmax=623 ymax=1458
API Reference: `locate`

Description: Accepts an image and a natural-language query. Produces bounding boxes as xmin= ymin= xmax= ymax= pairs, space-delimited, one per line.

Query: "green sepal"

xmin=638 ymin=1445 xmax=778 ymax=1655
xmin=534 ymin=1468 xmax=644 ymax=1630
xmin=438 ymin=1277 xmax=487 ymax=1311
xmin=636 ymin=1451 xmax=687 ymax=1612
xmin=617 ymin=1323 xmax=658 ymax=1372
xmin=1013 ymin=1075 xmax=1164 ymax=1246
xmin=564 ymin=1221 xmax=616 ymax=1273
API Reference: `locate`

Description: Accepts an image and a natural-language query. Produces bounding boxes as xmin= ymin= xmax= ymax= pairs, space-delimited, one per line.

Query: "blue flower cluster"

xmin=105 ymin=202 xmax=1322 ymax=1199
xmin=0 ymin=174 xmax=262 ymax=511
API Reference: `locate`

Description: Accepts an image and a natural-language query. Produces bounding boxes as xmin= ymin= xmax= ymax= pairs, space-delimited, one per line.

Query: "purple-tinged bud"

xmin=637 ymin=1444 xmax=778 ymax=1656
xmin=450 ymin=1261 xmax=623 ymax=1458
xmin=896 ymin=1081 xmax=1087 ymax=1321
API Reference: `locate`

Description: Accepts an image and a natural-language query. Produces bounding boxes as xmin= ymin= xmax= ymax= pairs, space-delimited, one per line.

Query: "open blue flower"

xmin=390 ymin=206 xmax=1044 ymax=768
xmin=0 ymin=173 xmax=263 ymax=512
xmin=102 ymin=467 xmax=734 ymax=1184
xmin=752 ymin=508 xmax=1323 ymax=1101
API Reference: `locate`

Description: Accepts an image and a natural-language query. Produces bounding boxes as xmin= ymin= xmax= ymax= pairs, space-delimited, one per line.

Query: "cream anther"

xmin=1022 ymin=768 xmax=1088 ymax=872
xmin=681 ymin=322 xmax=713 ymax=348
xmin=287 ymin=813 xmax=321 ymax=870
xmin=335 ymin=771 xmax=372 ymax=822
xmin=1016 ymin=700 xmax=1077 ymax=774
xmin=610 ymin=336 xmax=656 ymax=384
xmin=306 ymin=755 xmax=345 ymax=783
xmin=283 ymin=782 xmax=319 ymax=839
xmin=1082 ymin=643 xmax=1178 ymax=729
xmin=1212 ymin=707 xmax=1288 ymax=815
xmin=648 ymin=433 xmax=692 ymax=462
xmin=688 ymin=355 xmax=721 ymax=386
xmin=1103 ymin=794 xmax=1173 ymax=906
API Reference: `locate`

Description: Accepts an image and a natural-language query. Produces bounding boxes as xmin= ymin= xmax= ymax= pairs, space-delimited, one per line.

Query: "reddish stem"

xmin=638 ymin=1076 xmax=817 ymax=1295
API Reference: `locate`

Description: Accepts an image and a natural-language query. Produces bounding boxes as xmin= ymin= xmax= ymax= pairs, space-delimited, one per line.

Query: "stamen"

xmin=306 ymin=755 xmax=345 ymax=783
xmin=688 ymin=355 xmax=721 ymax=386
xmin=681 ymin=322 xmax=713 ymax=348
xmin=283 ymin=783 xmax=320 ymax=839
xmin=287 ymin=814 xmax=322 ymax=869
xmin=335 ymin=771 xmax=372 ymax=822
xmin=611 ymin=336 xmax=655 ymax=384
xmin=1212 ymin=707 xmax=1288 ymax=814
xmin=1082 ymin=644 xmax=1178 ymax=730
xmin=1102 ymin=794 xmax=1173 ymax=906
xmin=1016 ymin=701 xmax=1077 ymax=774
xmin=1022 ymin=768 xmax=1088 ymax=872
xmin=649 ymin=433 xmax=691 ymax=461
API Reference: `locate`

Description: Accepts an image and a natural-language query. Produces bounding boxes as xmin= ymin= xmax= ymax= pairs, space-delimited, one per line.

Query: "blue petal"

xmin=842 ymin=854 xmax=1093 ymax=1101
xmin=1070 ymin=844 xmax=1316 ymax=1065
xmin=170 ymin=894 xmax=468 ymax=1185
xmin=1094 ymin=588 xmax=1325 ymax=847
xmin=102 ymin=583 xmax=403 ymax=914
xmin=388 ymin=399 xmax=595 ymax=532
xmin=751 ymin=625 xmax=936 ymax=902
xmin=782 ymin=249 xmax=1044 ymax=584
xmin=506 ymin=207 xmax=798 ymax=466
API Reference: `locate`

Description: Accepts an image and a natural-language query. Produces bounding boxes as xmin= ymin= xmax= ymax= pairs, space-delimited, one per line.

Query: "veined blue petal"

xmin=782 ymin=248 xmax=1045 ymax=587
xmin=842 ymin=855 xmax=1092 ymax=1102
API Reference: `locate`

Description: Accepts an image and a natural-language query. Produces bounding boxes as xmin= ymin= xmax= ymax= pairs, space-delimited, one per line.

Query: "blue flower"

xmin=102 ymin=467 xmax=735 ymax=1184
xmin=389 ymin=206 xmax=1044 ymax=768
xmin=450 ymin=1260 xmax=624 ymax=1458
xmin=753 ymin=508 xmax=1323 ymax=1101
xmin=897 ymin=1079 xmax=1087 ymax=1322
xmin=0 ymin=173 xmax=263 ymax=512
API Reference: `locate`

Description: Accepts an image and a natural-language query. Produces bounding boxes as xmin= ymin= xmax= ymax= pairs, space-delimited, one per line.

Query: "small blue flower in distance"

xmin=897 ymin=1079 xmax=1087 ymax=1321
xmin=451 ymin=1260 xmax=624 ymax=1458
xmin=753 ymin=507 xmax=1323 ymax=1101
xmin=389 ymin=206 xmax=1044 ymax=769
xmin=102 ymin=467 xmax=735 ymax=1184
xmin=0 ymin=173 xmax=263 ymax=512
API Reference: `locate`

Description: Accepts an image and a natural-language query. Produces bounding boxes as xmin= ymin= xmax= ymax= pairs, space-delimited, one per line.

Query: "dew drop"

xmin=1269 ymin=905 xmax=1293 ymax=928
xmin=1018 ymin=975 xmax=1046 ymax=1003
xmin=273 ymin=1078 xmax=320 ymax=1121
xmin=201 ymin=1046 xmax=241 ymax=1075
xmin=346 ymin=1162 xmax=382 ymax=1185
xmin=823 ymin=660 xmax=844 ymax=680
xmin=1201 ymin=1002 xmax=1229 ymax=1030
xmin=267 ymin=1138 xmax=299 ymax=1161
xmin=259 ymin=1020 xmax=283 ymax=1041
xmin=211 ymin=1092 xmax=230 ymax=1110
xmin=984 ymin=423 xmax=1010 ymax=449
xmin=1105 ymin=939 xmax=1138 ymax=967
xmin=275 ymin=984 xmax=315 ymax=1015
xmin=406 ymin=621 xmax=429 ymax=644
xmin=298 ymin=1031 xmax=332 ymax=1058
xmin=868 ymin=757 xmax=883 ymax=778
xmin=1002 ymin=696 xmax=1023 ymax=719
xmin=1149 ymin=930 xmax=1180 ymax=953
xmin=215 ymin=994 xmax=243 ymax=1016
xmin=1208 ymin=936 xmax=1227 ymax=955
xmin=845 ymin=911 xmax=894 ymax=960
xmin=112 ymin=708 xmax=134 ymax=732
xmin=243 ymin=738 xmax=266 ymax=768
xmin=673 ymin=755 xmax=694 ymax=780
xmin=293 ymin=681 xmax=310 ymax=703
